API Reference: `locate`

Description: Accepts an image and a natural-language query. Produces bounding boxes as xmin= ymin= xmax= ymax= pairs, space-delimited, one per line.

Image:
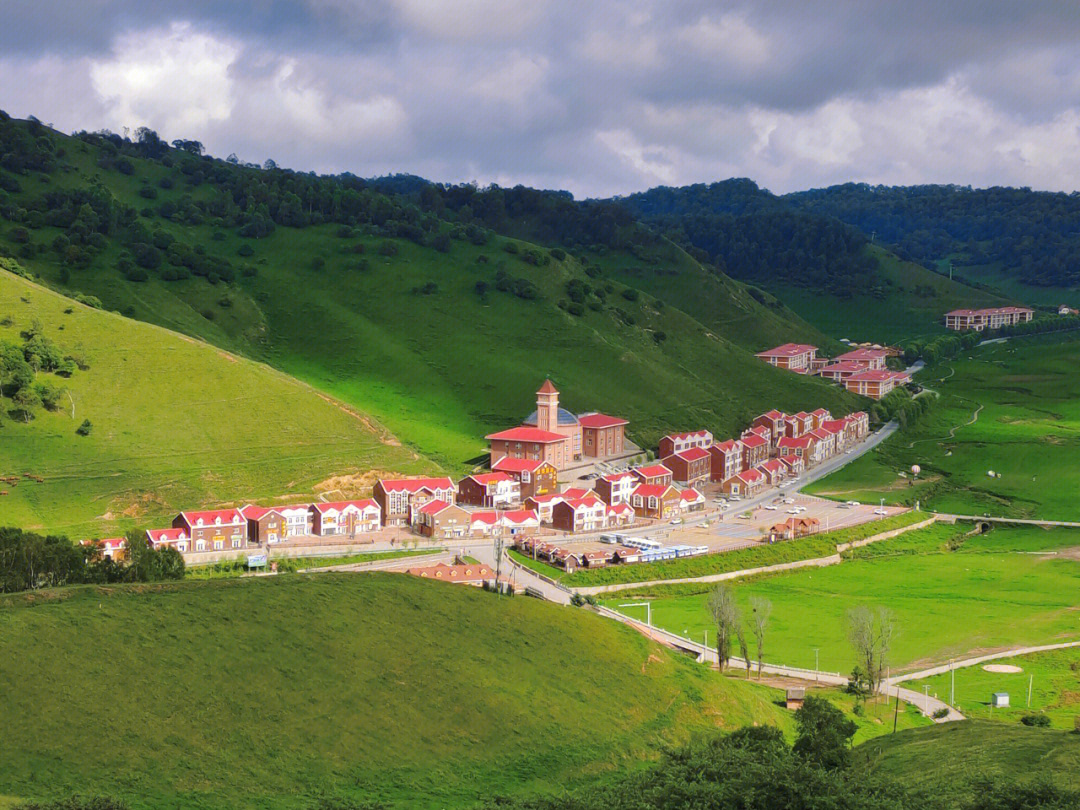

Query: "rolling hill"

xmin=0 ymin=116 xmax=859 ymax=477
xmin=0 ymin=574 xmax=790 ymax=809
xmin=0 ymin=268 xmax=429 ymax=538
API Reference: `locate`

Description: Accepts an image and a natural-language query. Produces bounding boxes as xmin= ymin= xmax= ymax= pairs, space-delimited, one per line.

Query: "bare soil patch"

xmin=983 ymin=664 xmax=1023 ymax=673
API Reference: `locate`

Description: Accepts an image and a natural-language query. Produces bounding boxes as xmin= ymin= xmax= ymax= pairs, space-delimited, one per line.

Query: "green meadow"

xmin=909 ymin=646 xmax=1080 ymax=729
xmin=602 ymin=524 xmax=1080 ymax=674
xmin=0 ymin=270 xmax=428 ymax=538
xmin=0 ymin=574 xmax=790 ymax=810
xmin=771 ymin=246 xmax=1014 ymax=344
xmin=807 ymin=332 xmax=1080 ymax=520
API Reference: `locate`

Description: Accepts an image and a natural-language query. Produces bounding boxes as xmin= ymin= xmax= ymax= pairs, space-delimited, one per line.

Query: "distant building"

xmin=631 ymin=464 xmax=674 ymax=487
xmin=456 ymin=472 xmax=521 ymax=509
xmin=722 ymin=469 xmax=765 ymax=497
xmin=594 ymin=470 xmax=638 ymax=505
xmin=373 ymin=477 xmax=457 ymax=527
xmin=740 ymin=434 xmax=769 ymax=469
xmin=661 ymin=447 xmax=711 ymax=487
xmin=241 ymin=503 xmax=312 ymax=545
xmin=844 ymin=370 xmax=910 ymax=400
xmin=709 ymin=439 xmax=744 ymax=482
xmin=833 ymin=348 xmax=888 ymax=370
xmin=629 ymin=483 xmax=682 ymax=520
xmin=944 ymin=307 xmax=1033 ymax=331
xmin=755 ymin=343 xmax=818 ymax=373
xmin=309 ymin=500 xmax=381 ymax=537
xmin=413 ymin=500 xmax=471 ymax=538
xmin=172 ymin=509 xmax=247 ymax=552
xmin=491 ymin=456 xmax=558 ymax=500
xmin=146 ymin=528 xmax=188 ymax=554
xmin=406 ymin=562 xmax=493 ymax=586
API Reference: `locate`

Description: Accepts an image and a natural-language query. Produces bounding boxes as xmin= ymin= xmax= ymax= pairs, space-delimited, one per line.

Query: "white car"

xmin=783 ymin=498 xmax=795 ymax=505
xmin=670 ymin=518 xmax=684 ymax=525
xmin=874 ymin=508 xmax=888 ymax=515
xmin=846 ymin=500 xmax=860 ymax=506
xmin=763 ymin=505 xmax=777 ymax=511
xmin=786 ymin=508 xmax=800 ymax=514
xmin=729 ymin=496 xmax=742 ymax=502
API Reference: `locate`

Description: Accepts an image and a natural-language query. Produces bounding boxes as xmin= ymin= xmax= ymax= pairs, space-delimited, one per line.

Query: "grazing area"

xmin=807 ymin=332 xmax=1080 ymax=520
xmin=909 ymin=646 xmax=1080 ymax=729
xmin=0 ymin=270 xmax=428 ymax=538
xmin=603 ymin=524 xmax=1080 ymax=674
xmin=0 ymin=574 xmax=790 ymax=810
xmin=860 ymin=721 xmax=1080 ymax=803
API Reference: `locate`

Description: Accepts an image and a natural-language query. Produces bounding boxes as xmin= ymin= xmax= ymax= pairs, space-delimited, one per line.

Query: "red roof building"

xmin=661 ymin=446 xmax=711 ymax=487
xmin=755 ymin=343 xmax=818 ymax=372
xmin=631 ymin=464 xmax=674 ymax=487
xmin=658 ymin=430 xmax=714 ymax=458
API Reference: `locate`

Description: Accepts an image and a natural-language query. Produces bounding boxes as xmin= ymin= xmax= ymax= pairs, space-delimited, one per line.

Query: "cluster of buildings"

xmin=943 ymin=306 xmax=1033 ymax=332
xmin=756 ymin=343 xmax=910 ymax=399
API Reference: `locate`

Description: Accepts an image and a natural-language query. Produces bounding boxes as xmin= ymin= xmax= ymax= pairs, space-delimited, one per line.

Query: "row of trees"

xmin=0 ymin=527 xmax=184 ymax=593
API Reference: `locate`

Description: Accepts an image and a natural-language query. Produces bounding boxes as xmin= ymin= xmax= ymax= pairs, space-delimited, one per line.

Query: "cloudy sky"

xmin=4 ymin=1 xmax=1080 ymax=197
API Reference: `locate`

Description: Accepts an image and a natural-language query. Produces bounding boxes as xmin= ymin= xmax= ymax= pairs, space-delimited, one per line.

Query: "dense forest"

xmin=786 ymin=184 xmax=1080 ymax=287
xmin=619 ymin=180 xmax=880 ymax=297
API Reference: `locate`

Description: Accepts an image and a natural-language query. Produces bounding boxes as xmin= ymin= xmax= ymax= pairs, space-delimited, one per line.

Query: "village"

xmin=86 ymin=380 xmax=888 ymax=584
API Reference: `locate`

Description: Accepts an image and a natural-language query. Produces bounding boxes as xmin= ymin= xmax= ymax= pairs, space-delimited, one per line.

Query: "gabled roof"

xmin=524 ymin=493 xmax=565 ymax=505
xmin=778 ymin=455 xmax=803 ymax=469
xmin=502 ymin=509 xmax=540 ymax=525
xmin=463 ymin=472 xmax=514 ymax=486
xmin=240 ymin=503 xmax=311 ymax=520
xmin=578 ymin=412 xmax=629 ymax=429
xmin=631 ymin=483 xmax=678 ymax=499
xmin=485 ymin=426 xmax=567 ymax=443
xmin=836 ymin=348 xmax=888 ymax=362
xmin=662 ymin=429 xmax=712 ymax=442
xmin=759 ymin=409 xmax=786 ymax=420
xmin=820 ymin=361 xmax=867 ymax=374
xmin=407 ymin=562 xmax=493 ymax=581
xmin=559 ymin=496 xmax=606 ymax=512
xmin=736 ymin=469 xmax=766 ymax=483
xmin=847 ymin=369 xmax=905 ymax=382
xmin=600 ymin=470 xmax=637 ymax=483
xmin=757 ymin=459 xmax=785 ymax=473
xmin=607 ymin=502 xmax=635 ymax=515
xmin=668 ymin=446 xmax=711 ymax=462
xmin=711 ymin=439 xmax=743 ymax=453
xmin=808 ymin=428 xmax=832 ymax=440
xmin=756 ymin=343 xmax=818 ymax=358
xmin=811 ymin=408 xmax=831 ymax=417
xmin=469 ymin=511 xmax=500 ymax=525
xmin=179 ymin=509 xmax=244 ymax=525
xmin=680 ymin=488 xmax=705 ymax=502
xmin=560 ymin=487 xmax=592 ymax=499
xmin=416 ymin=499 xmax=455 ymax=516
xmin=146 ymin=528 xmax=185 ymax=543
xmin=492 ymin=456 xmax=547 ymax=473
xmin=820 ymin=420 xmax=847 ymax=434
xmin=741 ymin=434 xmax=767 ymax=449
xmin=378 ymin=477 xmax=456 ymax=493
xmin=777 ymin=435 xmax=815 ymax=449
xmin=313 ymin=499 xmax=379 ymax=514
xmin=633 ymin=464 xmax=673 ymax=478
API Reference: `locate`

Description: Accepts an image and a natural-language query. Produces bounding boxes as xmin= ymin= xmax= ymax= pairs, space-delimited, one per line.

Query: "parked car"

xmin=670 ymin=518 xmax=684 ymax=525
xmin=846 ymin=500 xmax=860 ymax=506
xmin=874 ymin=508 xmax=888 ymax=515
xmin=783 ymin=498 xmax=795 ymax=504
xmin=786 ymin=508 xmax=800 ymax=514
xmin=763 ymin=505 xmax=777 ymax=511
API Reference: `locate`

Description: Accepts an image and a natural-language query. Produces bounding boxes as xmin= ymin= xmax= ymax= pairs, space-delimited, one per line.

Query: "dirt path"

xmin=907 ymin=401 xmax=982 ymax=448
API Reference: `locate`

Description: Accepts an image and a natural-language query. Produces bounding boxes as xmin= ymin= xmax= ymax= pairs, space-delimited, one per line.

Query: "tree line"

xmin=0 ymin=527 xmax=184 ymax=593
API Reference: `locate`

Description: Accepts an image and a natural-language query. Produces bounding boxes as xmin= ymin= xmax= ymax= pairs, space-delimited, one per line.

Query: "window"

xmin=232 ymin=538 xmax=241 ymax=549
xmin=214 ymin=540 xmax=224 ymax=550
xmin=196 ymin=539 xmax=206 ymax=551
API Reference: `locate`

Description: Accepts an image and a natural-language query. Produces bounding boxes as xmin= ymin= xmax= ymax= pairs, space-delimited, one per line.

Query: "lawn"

xmin=0 ymin=270 xmax=429 ymax=538
xmin=560 ymin=511 xmax=925 ymax=588
xmin=185 ymin=548 xmax=440 ymax=578
xmin=602 ymin=524 xmax=1080 ymax=675
xmin=0 ymin=574 xmax=790 ymax=810
xmin=908 ymin=646 xmax=1080 ymax=729
xmin=806 ymin=332 xmax=1080 ymax=521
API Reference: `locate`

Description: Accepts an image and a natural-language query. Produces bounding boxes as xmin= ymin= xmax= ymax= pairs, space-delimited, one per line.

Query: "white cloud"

xmin=390 ymin=0 xmax=545 ymax=40
xmin=89 ymin=22 xmax=239 ymax=135
xmin=678 ymin=13 xmax=770 ymax=69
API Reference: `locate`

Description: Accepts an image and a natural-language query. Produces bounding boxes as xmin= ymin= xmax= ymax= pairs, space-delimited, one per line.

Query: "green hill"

xmin=0 ymin=116 xmax=858 ymax=473
xmin=0 ymin=269 xmax=428 ymax=538
xmin=858 ymin=721 xmax=1080 ymax=803
xmin=0 ymin=574 xmax=789 ymax=809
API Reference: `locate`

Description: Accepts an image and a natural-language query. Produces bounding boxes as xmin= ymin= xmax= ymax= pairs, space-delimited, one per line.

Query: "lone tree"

xmin=749 ymin=595 xmax=772 ymax=677
xmin=708 ymin=584 xmax=741 ymax=673
xmin=847 ymin=605 xmax=895 ymax=692
xmin=793 ymin=695 xmax=858 ymax=769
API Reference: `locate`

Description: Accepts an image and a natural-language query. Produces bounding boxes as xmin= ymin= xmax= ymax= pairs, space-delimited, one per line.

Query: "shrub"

xmin=621 ymin=288 xmax=639 ymax=301
xmin=1020 ymin=714 xmax=1051 ymax=727
xmin=502 ymin=241 xmax=519 ymax=255
xmin=932 ymin=707 xmax=949 ymax=719
xmin=75 ymin=419 xmax=92 ymax=437
xmin=237 ymin=244 xmax=254 ymax=257
xmin=652 ymin=331 xmax=667 ymax=344
xmin=550 ymin=248 xmax=566 ymax=261
xmin=567 ymin=302 xmax=585 ymax=316
xmin=377 ymin=241 xmax=398 ymax=257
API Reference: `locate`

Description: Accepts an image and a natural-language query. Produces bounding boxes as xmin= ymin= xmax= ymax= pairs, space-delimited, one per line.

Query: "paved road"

xmin=937 ymin=513 xmax=1080 ymax=529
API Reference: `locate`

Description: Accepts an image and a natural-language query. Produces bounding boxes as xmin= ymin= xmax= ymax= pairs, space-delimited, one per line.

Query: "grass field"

xmin=0 ymin=270 xmax=428 ymax=538
xmin=0 ymin=574 xmax=792 ymax=809
xmin=859 ymin=720 xmax=1080 ymax=801
xmin=0 ymin=125 xmax=859 ymax=475
xmin=908 ymin=646 xmax=1080 ymax=729
xmin=602 ymin=524 xmax=1080 ymax=674
xmin=807 ymin=332 xmax=1080 ymax=520
xmin=772 ymin=246 xmax=1014 ymax=344
xmin=185 ymin=548 xmax=440 ymax=579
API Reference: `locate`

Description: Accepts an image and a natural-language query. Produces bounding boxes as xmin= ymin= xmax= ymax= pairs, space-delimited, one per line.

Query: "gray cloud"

xmin=4 ymin=1 xmax=1080 ymax=195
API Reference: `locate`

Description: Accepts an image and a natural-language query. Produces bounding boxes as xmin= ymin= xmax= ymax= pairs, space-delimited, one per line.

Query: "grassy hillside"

xmin=859 ymin=721 xmax=1080 ymax=801
xmin=0 ymin=118 xmax=859 ymax=473
xmin=772 ymin=246 xmax=1014 ymax=343
xmin=0 ymin=269 xmax=428 ymax=537
xmin=0 ymin=574 xmax=790 ymax=809
xmin=807 ymin=332 xmax=1080 ymax=519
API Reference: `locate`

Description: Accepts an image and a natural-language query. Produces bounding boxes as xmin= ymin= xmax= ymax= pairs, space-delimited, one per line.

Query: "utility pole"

xmin=925 ymin=685 xmax=930 ymax=714
xmin=870 ymin=230 xmax=876 ymax=243
xmin=950 ymin=660 xmax=955 ymax=706
xmin=1028 ymin=674 xmax=1033 ymax=707
xmin=814 ymin=648 xmax=820 ymax=680
xmin=493 ymin=534 xmax=505 ymax=595
xmin=893 ymin=687 xmax=900 ymax=733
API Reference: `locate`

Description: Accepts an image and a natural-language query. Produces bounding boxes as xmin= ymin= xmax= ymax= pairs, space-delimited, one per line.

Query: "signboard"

xmin=247 ymin=554 xmax=268 ymax=569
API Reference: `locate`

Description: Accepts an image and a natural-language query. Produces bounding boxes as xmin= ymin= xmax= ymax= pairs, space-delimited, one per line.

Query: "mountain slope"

xmin=0 ymin=268 xmax=428 ymax=537
xmin=0 ymin=118 xmax=860 ymax=472
xmin=0 ymin=574 xmax=790 ymax=809
xmin=619 ymin=180 xmax=1020 ymax=341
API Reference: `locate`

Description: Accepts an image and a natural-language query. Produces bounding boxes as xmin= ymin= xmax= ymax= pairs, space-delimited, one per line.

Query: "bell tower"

xmin=536 ymin=379 xmax=559 ymax=432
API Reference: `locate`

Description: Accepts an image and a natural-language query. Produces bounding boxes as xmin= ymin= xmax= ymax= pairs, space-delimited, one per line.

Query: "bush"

xmin=1020 ymin=714 xmax=1051 ymax=727
xmin=237 ymin=243 xmax=254 ymax=257
xmin=567 ymin=302 xmax=585 ymax=316
xmin=932 ymin=707 xmax=949 ymax=719
xmin=621 ymin=288 xmax=639 ymax=301
xmin=75 ymin=419 xmax=92 ymax=437
xmin=502 ymin=241 xmax=519 ymax=255
xmin=377 ymin=241 xmax=398 ymax=257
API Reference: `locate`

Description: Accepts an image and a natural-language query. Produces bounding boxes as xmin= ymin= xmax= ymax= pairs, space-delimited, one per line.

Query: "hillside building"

xmin=944 ymin=307 xmax=1033 ymax=331
xmin=755 ymin=343 xmax=818 ymax=372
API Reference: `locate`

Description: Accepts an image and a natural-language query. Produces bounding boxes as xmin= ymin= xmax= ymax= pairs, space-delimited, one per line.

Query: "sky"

xmin=4 ymin=1 xmax=1080 ymax=198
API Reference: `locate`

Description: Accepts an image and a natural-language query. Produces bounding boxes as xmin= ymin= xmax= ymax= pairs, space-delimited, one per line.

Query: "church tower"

xmin=536 ymin=379 xmax=559 ymax=432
